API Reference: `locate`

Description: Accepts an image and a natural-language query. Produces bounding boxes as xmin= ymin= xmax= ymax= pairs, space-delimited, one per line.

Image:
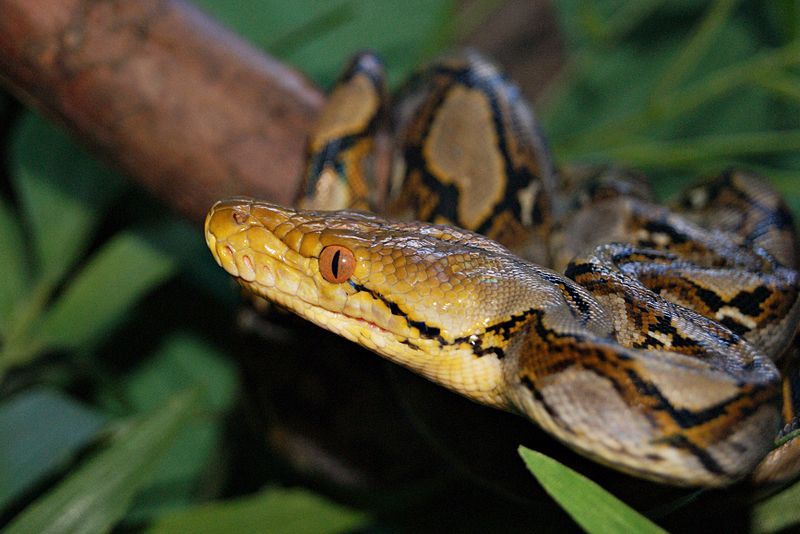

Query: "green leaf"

xmin=10 ymin=112 xmax=126 ymax=284
xmin=146 ymin=487 xmax=369 ymax=534
xmin=752 ymin=478 xmax=800 ymax=533
xmin=0 ymin=196 xmax=29 ymax=334
xmin=126 ymin=333 xmax=237 ymax=413
xmin=37 ymin=231 xmax=176 ymax=350
xmin=0 ymin=388 xmax=107 ymax=510
xmin=4 ymin=388 xmax=200 ymax=534
xmin=195 ymin=0 xmax=455 ymax=87
xmin=518 ymin=447 xmax=666 ymax=534
xmin=123 ymin=334 xmax=238 ymax=519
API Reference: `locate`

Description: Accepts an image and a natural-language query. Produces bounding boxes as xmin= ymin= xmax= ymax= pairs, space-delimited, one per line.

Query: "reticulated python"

xmin=205 ymin=51 xmax=800 ymax=487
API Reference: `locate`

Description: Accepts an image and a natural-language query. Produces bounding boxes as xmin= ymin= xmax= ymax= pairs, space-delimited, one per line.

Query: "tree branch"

xmin=0 ymin=0 xmax=324 ymax=222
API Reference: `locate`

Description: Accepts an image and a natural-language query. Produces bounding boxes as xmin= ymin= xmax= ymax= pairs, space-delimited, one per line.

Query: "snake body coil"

xmin=206 ymin=51 xmax=800 ymax=486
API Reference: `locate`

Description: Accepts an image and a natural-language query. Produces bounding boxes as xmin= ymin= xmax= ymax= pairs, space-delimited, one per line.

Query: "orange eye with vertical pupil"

xmin=319 ymin=245 xmax=355 ymax=283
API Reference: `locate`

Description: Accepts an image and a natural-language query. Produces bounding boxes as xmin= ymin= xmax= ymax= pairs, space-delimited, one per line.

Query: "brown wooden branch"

xmin=0 ymin=0 xmax=324 ymax=223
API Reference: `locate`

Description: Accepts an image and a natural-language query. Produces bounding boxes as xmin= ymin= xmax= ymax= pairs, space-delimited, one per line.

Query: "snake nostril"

xmin=232 ymin=210 xmax=248 ymax=225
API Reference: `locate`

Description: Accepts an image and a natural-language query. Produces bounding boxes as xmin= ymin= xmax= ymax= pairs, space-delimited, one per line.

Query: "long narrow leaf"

xmin=37 ymin=231 xmax=176 ymax=350
xmin=122 ymin=334 xmax=238 ymax=520
xmin=0 ymin=388 xmax=106 ymax=510
xmin=10 ymin=113 xmax=125 ymax=283
xmin=0 ymin=196 xmax=28 ymax=334
xmin=146 ymin=487 xmax=369 ymax=534
xmin=752 ymin=478 xmax=800 ymax=533
xmin=5 ymin=388 xmax=200 ymax=534
xmin=518 ymin=447 xmax=666 ymax=534
xmin=650 ymin=0 xmax=739 ymax=98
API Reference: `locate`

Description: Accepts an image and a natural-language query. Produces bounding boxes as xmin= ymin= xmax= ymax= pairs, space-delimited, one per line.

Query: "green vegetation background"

xmin=1 ymin=1 xmax=799 ymax=532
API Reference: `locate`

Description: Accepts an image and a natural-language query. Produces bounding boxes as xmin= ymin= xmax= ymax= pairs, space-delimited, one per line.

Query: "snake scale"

xmin=205 ymin=51 xmax=800 ymax=487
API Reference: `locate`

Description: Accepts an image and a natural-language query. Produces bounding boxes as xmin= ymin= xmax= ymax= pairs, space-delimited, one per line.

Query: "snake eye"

xmin=319 ymin=245 xmax=355 ymax=283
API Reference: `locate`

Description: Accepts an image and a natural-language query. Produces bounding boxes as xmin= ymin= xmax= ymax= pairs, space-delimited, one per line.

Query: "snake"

xmin=205 ymin=51 xmax=800 ymax=487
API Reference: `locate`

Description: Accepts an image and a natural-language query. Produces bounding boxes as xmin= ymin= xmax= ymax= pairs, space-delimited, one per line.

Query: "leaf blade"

xmin=10 ymin=112 xmax=126 ymax=283
xmin=752 ymin=478 xmax=800 ymax=533
xmin=518 ymin=447 xmax=666 ymax=534
xmin=146 ymin=487 xmax=369 ymax=534
xmin=0 ymin=388 xmax=107 ymax=510
xmin=122 ymin=334 xmax=238 ymax=520
xmin=0 ymin=196 xmax=29 ymax=335
xmin=4 ymin=388 xmax=200 ymax=534
xmin=37 ymin=231 xmax=177 ymax=350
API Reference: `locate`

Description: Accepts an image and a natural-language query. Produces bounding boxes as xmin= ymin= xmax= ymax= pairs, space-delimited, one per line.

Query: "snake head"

xmin=204 ymin=197 xmax=562 ymax=408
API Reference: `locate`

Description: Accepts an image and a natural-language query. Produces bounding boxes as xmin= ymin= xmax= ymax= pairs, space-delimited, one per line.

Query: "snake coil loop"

xmin=206 ymin=51 xmax=800 ymax=487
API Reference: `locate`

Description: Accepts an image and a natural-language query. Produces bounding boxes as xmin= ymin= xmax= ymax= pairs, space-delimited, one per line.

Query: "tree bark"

xmin=0 ymin=0 xmax=324 ymax=222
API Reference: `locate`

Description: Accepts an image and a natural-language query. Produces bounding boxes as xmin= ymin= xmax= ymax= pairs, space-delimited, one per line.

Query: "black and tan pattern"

xmin=205 ymin=52 xmax=800 ymax=487
xmin=389 ymin=50 xmax=556 ymax=265
xmin=297 ymin=52 xmax=389 ymax=212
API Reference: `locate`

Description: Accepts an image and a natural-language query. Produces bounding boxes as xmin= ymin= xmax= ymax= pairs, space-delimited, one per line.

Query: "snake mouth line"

xmin=230 ymin=262 xmax=413 ymax=345
xmin=334 ymin=307 xmax=395 ymax=336
xmin=286 ymin=292 xmax=421 ymax=351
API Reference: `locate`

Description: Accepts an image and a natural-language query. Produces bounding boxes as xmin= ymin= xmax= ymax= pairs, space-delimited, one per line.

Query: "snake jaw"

xmin=206 ymin=198 xmax=518 ymax=409
xmin=205 ymin=199 xmax=411 ymax=336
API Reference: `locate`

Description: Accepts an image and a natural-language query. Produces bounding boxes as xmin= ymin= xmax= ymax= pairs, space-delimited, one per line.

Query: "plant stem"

xmin=563 ymin=130 xmax=800 ymax=167
xmin=650 ymin=0 xmax=739 ymax=100
xmin=756 ymin=74 xmax=800 ymax=104
xmin=559 ymin=42 xmax=800 ymax=154
xmin=0 ymin=277 xmax=56 ymax=375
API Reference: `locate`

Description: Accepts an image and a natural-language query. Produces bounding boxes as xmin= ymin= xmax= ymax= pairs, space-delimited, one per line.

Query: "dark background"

xmin=1 ymin=1 xmax=799 ymax=532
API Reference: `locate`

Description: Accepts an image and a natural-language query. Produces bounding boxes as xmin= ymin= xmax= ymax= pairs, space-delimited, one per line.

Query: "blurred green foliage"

xmin=1 ymin=1 xmax=800 ymax=533
xmin=546 ymin=0 xmax=800 ymax=208
xmin=146 ymin=487 xmax=368 ymax=534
